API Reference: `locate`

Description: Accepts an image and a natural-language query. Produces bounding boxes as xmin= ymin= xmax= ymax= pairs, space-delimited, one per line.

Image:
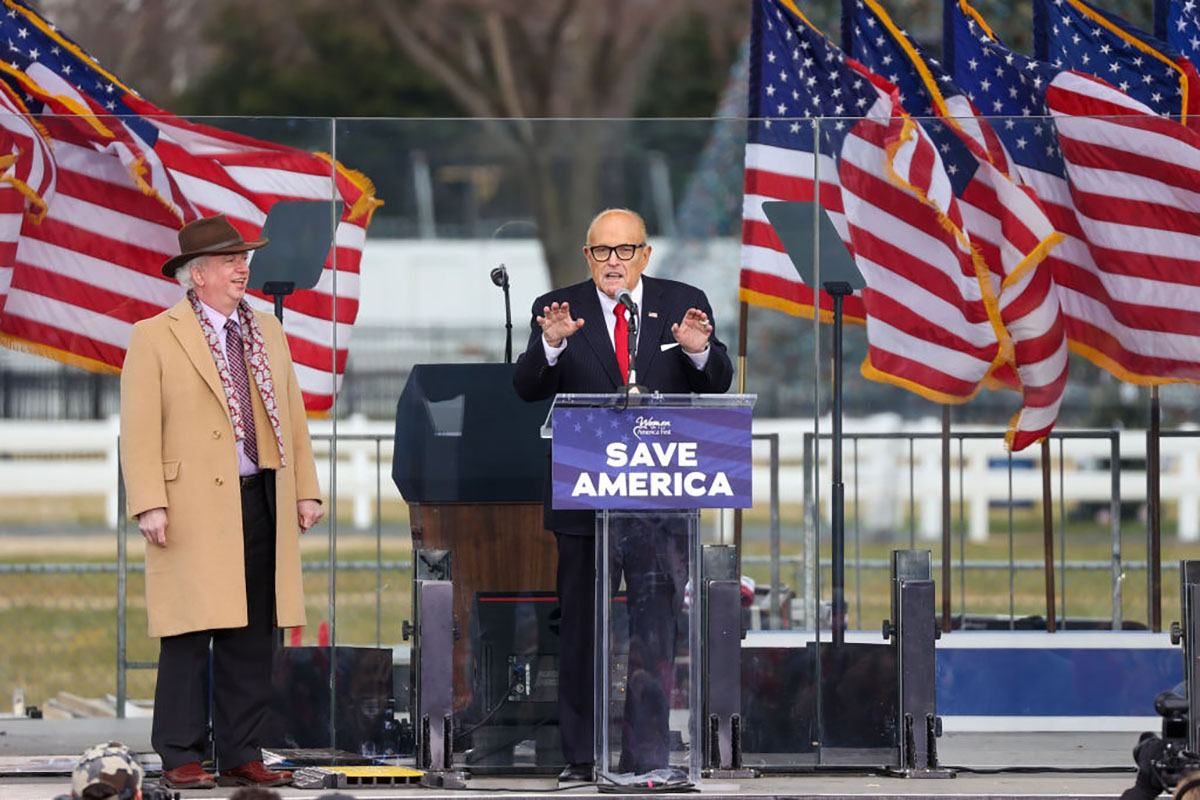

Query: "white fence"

xmin=1 ymin=413 xmax=1198 ymax=540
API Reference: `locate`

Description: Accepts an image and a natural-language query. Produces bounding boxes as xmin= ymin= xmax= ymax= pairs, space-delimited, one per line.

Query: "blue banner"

xmin=551 ymin=404 xmax=753 ymax=510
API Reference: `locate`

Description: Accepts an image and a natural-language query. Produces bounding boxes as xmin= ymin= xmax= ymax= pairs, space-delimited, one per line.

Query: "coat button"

xmin=212 ymin=430 xmax=221 ymax=439
xmin=215 ymin=477 xmax=224 ymax=486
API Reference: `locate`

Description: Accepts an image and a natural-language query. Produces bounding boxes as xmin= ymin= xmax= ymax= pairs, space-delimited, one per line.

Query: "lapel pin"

xmin=648 ymin=311 xmax=658 ymax=318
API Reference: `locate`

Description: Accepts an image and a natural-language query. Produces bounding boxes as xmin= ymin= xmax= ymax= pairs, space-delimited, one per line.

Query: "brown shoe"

xmin=161 ymin=762 xmax=217 ymax=790
xmin=217 ymin=760 xmax=292 ymax=787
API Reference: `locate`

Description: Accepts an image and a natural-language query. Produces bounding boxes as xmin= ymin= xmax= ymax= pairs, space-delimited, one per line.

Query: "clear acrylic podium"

xmin=542 ymin=392 xmax=755 ymax=785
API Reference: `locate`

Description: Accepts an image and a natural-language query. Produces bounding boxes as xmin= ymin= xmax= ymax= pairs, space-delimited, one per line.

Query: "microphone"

xmin=490 ymin=264 xmax=509 ymax=289
xmin=615 ymin=288 xmax=640 ymax=392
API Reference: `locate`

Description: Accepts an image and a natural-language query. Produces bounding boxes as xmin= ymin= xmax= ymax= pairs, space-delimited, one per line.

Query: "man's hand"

xmin=138 ymin=507 xmax=168 ymax=547
xmin=537 ymin=301 xmax=585 ymax=348
xmin=671 ymin=308 xmax=713 ymax=354
xmin=298 ymin=499 xmax=324 ymax=533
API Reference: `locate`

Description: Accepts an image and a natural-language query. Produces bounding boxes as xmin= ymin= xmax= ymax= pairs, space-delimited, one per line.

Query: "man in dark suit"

xmin=513 ymin=208 xmax=733 ymax=780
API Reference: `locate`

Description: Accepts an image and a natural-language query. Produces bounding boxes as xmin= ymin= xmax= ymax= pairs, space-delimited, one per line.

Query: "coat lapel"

xmin=634 ymin=277 xmax=665 ymax=381
xmin=575 ymin=284 xmax=624 ymax=388
xmin=167 ymin=298 xmax=231 ymax=420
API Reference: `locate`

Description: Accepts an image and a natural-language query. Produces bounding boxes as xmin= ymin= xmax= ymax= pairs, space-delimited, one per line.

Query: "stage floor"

xmin=0 ymin=717 xmax=1141 ymax=799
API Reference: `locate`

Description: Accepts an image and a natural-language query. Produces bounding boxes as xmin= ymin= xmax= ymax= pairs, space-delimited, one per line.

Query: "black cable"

xmin=462 ymin=715 xmax=556 ymax=765
xmin=950 ymin=765 xmax=1136 ymax=774
xmin=453 ymin=673 xmax=523 ymax=743
xmin=419 ymin=781 xmax=598 ymax=793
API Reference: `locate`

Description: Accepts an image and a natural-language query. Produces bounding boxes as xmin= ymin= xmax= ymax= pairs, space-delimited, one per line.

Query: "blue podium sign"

xmin=550 ymin=403 xmax=753 ymax=510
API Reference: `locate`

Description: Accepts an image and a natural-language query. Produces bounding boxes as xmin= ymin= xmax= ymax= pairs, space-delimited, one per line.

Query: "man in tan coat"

xmin=120 ymin=215 xmax=323 ymax=790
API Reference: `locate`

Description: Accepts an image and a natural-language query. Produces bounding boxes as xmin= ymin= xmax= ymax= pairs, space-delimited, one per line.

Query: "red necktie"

xmin=613 ymin=304 xmax=629 ymax=384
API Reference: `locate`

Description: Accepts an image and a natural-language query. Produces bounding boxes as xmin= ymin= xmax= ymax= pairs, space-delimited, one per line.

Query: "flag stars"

xmin=16 ymin=28 xmax=27 ymax=39
xmin=62 ymin=64 xmax=71 ymax=74
xmin=789 ymin=121 xmax=801 ymax=134
xmin=968 ymin=57 xmax=979 ymax=71
xmin=1016 ymin=136 xmax=1028 ymax=149
xmin=766 ymin=84 xmax=776 ymax=97
xmin=980 ymin=78 xmax=991 ymax=92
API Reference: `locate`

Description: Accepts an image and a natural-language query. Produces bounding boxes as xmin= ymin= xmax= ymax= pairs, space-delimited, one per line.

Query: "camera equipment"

xmin=1121 ymin=688 xmax=1200 ymax=800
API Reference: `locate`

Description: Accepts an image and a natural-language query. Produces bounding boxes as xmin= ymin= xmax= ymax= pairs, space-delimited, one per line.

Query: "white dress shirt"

xmin=198 ymin=299 xmax=259 ymax=476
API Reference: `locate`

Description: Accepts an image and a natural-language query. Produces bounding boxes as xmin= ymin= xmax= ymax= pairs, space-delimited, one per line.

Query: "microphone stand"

xmin=490 ymin=264 xmax=513 ymax=364
xmin=502 ymin=275 xmax=512 ymax=364
xmin=620 ymin=298 xmax=647 ymax=398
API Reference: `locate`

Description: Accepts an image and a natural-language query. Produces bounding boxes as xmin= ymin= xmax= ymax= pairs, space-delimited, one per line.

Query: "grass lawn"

xmin=0 ymin=503 xmax=1191 ymax=708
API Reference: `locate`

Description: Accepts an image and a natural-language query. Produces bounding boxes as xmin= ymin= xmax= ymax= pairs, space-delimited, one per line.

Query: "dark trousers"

xmin=151 ymin=473 xmax=277 ymax=771
xmin=555 ymin=519 xmax=687 ymax=773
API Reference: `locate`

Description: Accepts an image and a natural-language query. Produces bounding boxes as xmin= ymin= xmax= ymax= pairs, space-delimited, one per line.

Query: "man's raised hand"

xmin=671 ymin=307 xmax=713 ymax=354
xmin=538 ymin=301 xmax=585 ymax=347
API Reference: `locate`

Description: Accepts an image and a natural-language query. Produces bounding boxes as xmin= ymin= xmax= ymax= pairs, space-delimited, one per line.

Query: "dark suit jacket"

xmin=512 ymin=276 xmax=734 ymax=534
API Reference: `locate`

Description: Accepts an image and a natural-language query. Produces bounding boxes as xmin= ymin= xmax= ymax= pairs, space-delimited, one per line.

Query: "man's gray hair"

xmin=174 ymin=255 xmax=208 ymax=290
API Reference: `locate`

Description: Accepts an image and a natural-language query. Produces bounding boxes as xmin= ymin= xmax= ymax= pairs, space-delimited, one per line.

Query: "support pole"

xmin=735 ymin=301 xmax=749 ymax=580
xmin=827 ymin=283 xmax=851 ymax=645
xmin=1041 ymin=438 xmax=1057 ymax=633
xmin=941 ymin=406 xmax=952 ymax=634
xmin=1149 ymin=386 xmax=1163 ymax=632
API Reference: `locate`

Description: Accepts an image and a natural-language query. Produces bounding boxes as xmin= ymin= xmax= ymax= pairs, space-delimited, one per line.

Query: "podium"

xmin=543 ymin=392 xmax=754 ymax=784
xmin=393 ymin=363 xmax=559 ymax=764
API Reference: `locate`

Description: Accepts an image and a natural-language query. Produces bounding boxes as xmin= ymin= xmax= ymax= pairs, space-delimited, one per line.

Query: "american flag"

xmin=1037 ymin=0 xmax=1200 ymax=119
xmin=1165 ymin=0 xmax=1200 ymax=79
xmin=0 ymin=75 xmax=54 ymax=316
xmin=950 ymin=0 xmax=1200 ymax=383
xmin=0 ymin=0 xmax=379 ymax=412
xmin=845 ymin=0 xmax=1067 ymax=449
xmin=742 ymin=0 xmax=1002 ymax=403
xmin=740 ymin=0 xmax=866 ymax=323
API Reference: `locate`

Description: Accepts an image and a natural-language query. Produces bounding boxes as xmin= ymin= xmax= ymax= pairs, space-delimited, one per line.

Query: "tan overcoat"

xmin=119 ymin=297 xmax=321 ymax=638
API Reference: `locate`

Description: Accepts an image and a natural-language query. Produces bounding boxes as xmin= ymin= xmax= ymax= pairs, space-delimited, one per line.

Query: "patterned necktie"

xmin=225 ymin=318 xmax=259 ymax=467
xmin=613 ymin=304 xmax=629 ymax=384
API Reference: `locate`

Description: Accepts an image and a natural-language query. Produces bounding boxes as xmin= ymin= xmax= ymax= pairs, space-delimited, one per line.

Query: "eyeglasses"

xmin=587 ymin=243 xmax=645 ymax=261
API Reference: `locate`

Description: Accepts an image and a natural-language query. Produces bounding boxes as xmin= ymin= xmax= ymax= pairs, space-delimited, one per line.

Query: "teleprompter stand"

xmin=763 ymin=201 xmax=950 ymax=777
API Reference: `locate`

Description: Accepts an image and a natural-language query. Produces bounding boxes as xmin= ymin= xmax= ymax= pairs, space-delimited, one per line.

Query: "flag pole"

xmin=734 ymin=300 xmax=749 ymax=584
xmin=941 ymin=405 xmax=953 ymax=633
xmin=1148 ymin=385 xmax=1162 ymax=632
xmin=1154 ymin=0 xmax=1169 ymax=40
xmin=1041 ymin=437 xmax=1057 ymax=632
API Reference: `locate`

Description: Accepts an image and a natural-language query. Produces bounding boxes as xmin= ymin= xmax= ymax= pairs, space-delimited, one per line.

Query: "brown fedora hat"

xmin=160 ymin=214 xmax=268 ymax=278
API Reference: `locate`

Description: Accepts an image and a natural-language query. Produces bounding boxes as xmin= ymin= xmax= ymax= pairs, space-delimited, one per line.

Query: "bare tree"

xmin=367 ymin=0 xmax=720 ymax=288
xmin=33 ymin=0 xmax=216 ymax=103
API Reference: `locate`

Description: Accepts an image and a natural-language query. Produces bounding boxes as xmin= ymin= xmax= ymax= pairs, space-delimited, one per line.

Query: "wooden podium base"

xmin=409 ymin=501 xmax=557 ymax=712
